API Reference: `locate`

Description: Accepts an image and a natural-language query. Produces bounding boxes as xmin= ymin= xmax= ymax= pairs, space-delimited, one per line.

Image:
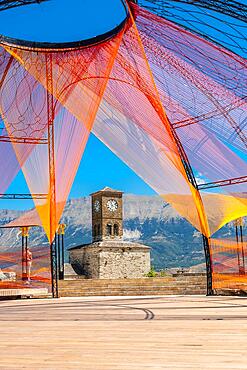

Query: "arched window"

xmin=114 ymin=224 xmax=119 ymax=236
xmin=93 ymin=224 xmax=97 ymax=237
xmin=106 ymin=224 xmax=112 ymax=236
xmin=97 ymin=224 xmax=101 ymax=237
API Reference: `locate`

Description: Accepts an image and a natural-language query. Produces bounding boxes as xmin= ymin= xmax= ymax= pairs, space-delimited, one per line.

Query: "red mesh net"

xmin=93 ymin=4 xmax=247 ymax=236
xmin=210 ymin=235 xmax=247 ymax=292
xmin=1 ymin=30 xmax=124 ymax=241
xmin=0 ymin=2 xmax=246 ymax=292
xmin=0 ymin=243 xmax=51 ymax=291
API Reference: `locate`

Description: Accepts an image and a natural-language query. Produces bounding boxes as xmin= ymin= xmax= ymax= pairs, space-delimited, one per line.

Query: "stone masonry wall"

xmin=69 ymin=241 xmax=151 ymax=279
xmin=99 ymin=247 xmax=150 ymax=279
xmin=70 ymin=247 xmax=100 ymax=277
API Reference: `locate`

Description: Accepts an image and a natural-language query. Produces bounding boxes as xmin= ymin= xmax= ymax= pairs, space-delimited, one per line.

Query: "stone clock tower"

xmin=91 ymin=187 xmax=123 ymax=242
xmin=69 ymin=187 xmax=150 ymax=279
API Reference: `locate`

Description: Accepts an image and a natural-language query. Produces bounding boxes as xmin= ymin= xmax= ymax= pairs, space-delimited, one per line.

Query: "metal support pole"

xmin=168 ymin=119 xmax=213 ymax=295
xmin=57 ymin=232 xmax=61 ymax=279
xmin=136 ymin=0 xmax=245 ymax=292
xmin=50 ymin=240 xmax=58 ymax=296
xmin=21 ymin=226 xmax=29 ymax=281
xmin=235 ymin=217 xmax=245 ymax=275
xmin=25 ymin=234 xmax=28 ymax=279
xmin=127 ymin=4 xmax=211 ymax=292
xmin=240 ymin=222 xmax=245 ymax=273
xmin=21 ymin=233 xmax=25 ymax=280
xmin=235 ymin=224 xmax=241 ymax=274
xmin=46 ymin=53 xmax=58 ymax=298
xmin=203 ymin=235 xmax=213 ymax=295
xmin=57 ymin=224 xmax=66 ymax=280
xmin=61 ymin=233 xmax=65 ymax=280
xmin=0 ymin=193 xmax=47 ymax=200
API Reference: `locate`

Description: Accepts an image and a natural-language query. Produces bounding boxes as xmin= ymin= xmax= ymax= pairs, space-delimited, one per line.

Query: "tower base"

xmin=69 ymin=241 xmax=151 ymax=279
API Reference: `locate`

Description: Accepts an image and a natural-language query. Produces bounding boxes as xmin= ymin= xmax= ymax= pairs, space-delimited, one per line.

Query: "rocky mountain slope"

xmin=0 ymin=195 xmax=242 ymax=269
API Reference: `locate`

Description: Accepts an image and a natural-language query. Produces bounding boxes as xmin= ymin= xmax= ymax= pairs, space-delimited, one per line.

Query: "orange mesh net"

xmin=1 ymin=4 xmax=246 ymax=239
xmin=210 ymin=236 xmax=247 ymax=292
xmin=0 ymin=243 xmax=51 ymax=291
xmin=93 ymin=4 xmax=247 ymax=236
xmin=1 ymin=29 xmax=124 ymax=241
xmin=0 ymin=2 xmax=246 ymax=292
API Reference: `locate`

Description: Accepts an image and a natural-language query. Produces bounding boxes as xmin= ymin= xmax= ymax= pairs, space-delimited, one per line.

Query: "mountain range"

xmin=0 ymin=195 xmax=242 ymax=270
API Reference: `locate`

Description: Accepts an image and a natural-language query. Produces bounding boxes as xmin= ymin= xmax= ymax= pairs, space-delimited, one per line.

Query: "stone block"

xmin=69 ymin=240 xmax=151 ymax=279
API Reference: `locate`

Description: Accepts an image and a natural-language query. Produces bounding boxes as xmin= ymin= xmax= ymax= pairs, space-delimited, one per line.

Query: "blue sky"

xmin=1 ymin=0 xmax=245 ymax=210
xmin=0 ymin=0 xmax=127 ymax=43
xmin=0 ymin=0 xmax=154 ymax=210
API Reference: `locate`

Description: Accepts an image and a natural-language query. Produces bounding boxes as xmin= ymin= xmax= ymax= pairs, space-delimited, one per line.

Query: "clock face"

xmin=107 ymin=199 xmax=118 ymax=212
xmin=93 ymin=200 xmax=100 ymax=213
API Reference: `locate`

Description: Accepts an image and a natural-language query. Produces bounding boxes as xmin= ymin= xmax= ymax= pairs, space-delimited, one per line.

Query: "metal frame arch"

xmin=0 ymin=0 xmax=130 ymax=51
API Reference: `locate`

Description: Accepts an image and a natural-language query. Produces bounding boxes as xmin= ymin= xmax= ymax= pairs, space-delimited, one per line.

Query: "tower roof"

xmin=90 ymin=187 xmax=123 ymax=196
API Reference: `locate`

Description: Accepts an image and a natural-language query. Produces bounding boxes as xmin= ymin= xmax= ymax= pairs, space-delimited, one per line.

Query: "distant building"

xmin=69 ymin=187 xmax=151 ymax=279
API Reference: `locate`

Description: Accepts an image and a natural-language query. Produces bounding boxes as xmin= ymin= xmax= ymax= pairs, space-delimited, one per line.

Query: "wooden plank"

xmin=0 ymin=295 xmax=247 ymax=369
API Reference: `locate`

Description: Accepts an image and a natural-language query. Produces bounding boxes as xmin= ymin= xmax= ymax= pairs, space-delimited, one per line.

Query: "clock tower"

xmin=69 ymin=186 xmax=151 ymax=279
xmin=91 ymin=187 xmax=123 ymax=242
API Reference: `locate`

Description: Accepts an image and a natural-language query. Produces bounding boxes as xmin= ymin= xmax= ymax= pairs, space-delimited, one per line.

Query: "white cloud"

xmin=195 ymin=176 xmax=205 ymax=185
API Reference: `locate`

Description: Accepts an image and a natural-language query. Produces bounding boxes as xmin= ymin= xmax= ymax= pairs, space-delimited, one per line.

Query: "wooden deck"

xmin=0 ymin=295 xmax=247 ymax=369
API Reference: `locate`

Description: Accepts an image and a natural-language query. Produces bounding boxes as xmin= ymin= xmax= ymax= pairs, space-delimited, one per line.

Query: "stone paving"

xmin=0 ymin=295 xmax=247 ymax=369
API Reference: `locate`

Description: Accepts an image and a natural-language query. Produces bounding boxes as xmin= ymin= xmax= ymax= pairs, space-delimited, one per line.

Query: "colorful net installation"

xmin=0 ymin=0 xmax=246 ymax=296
